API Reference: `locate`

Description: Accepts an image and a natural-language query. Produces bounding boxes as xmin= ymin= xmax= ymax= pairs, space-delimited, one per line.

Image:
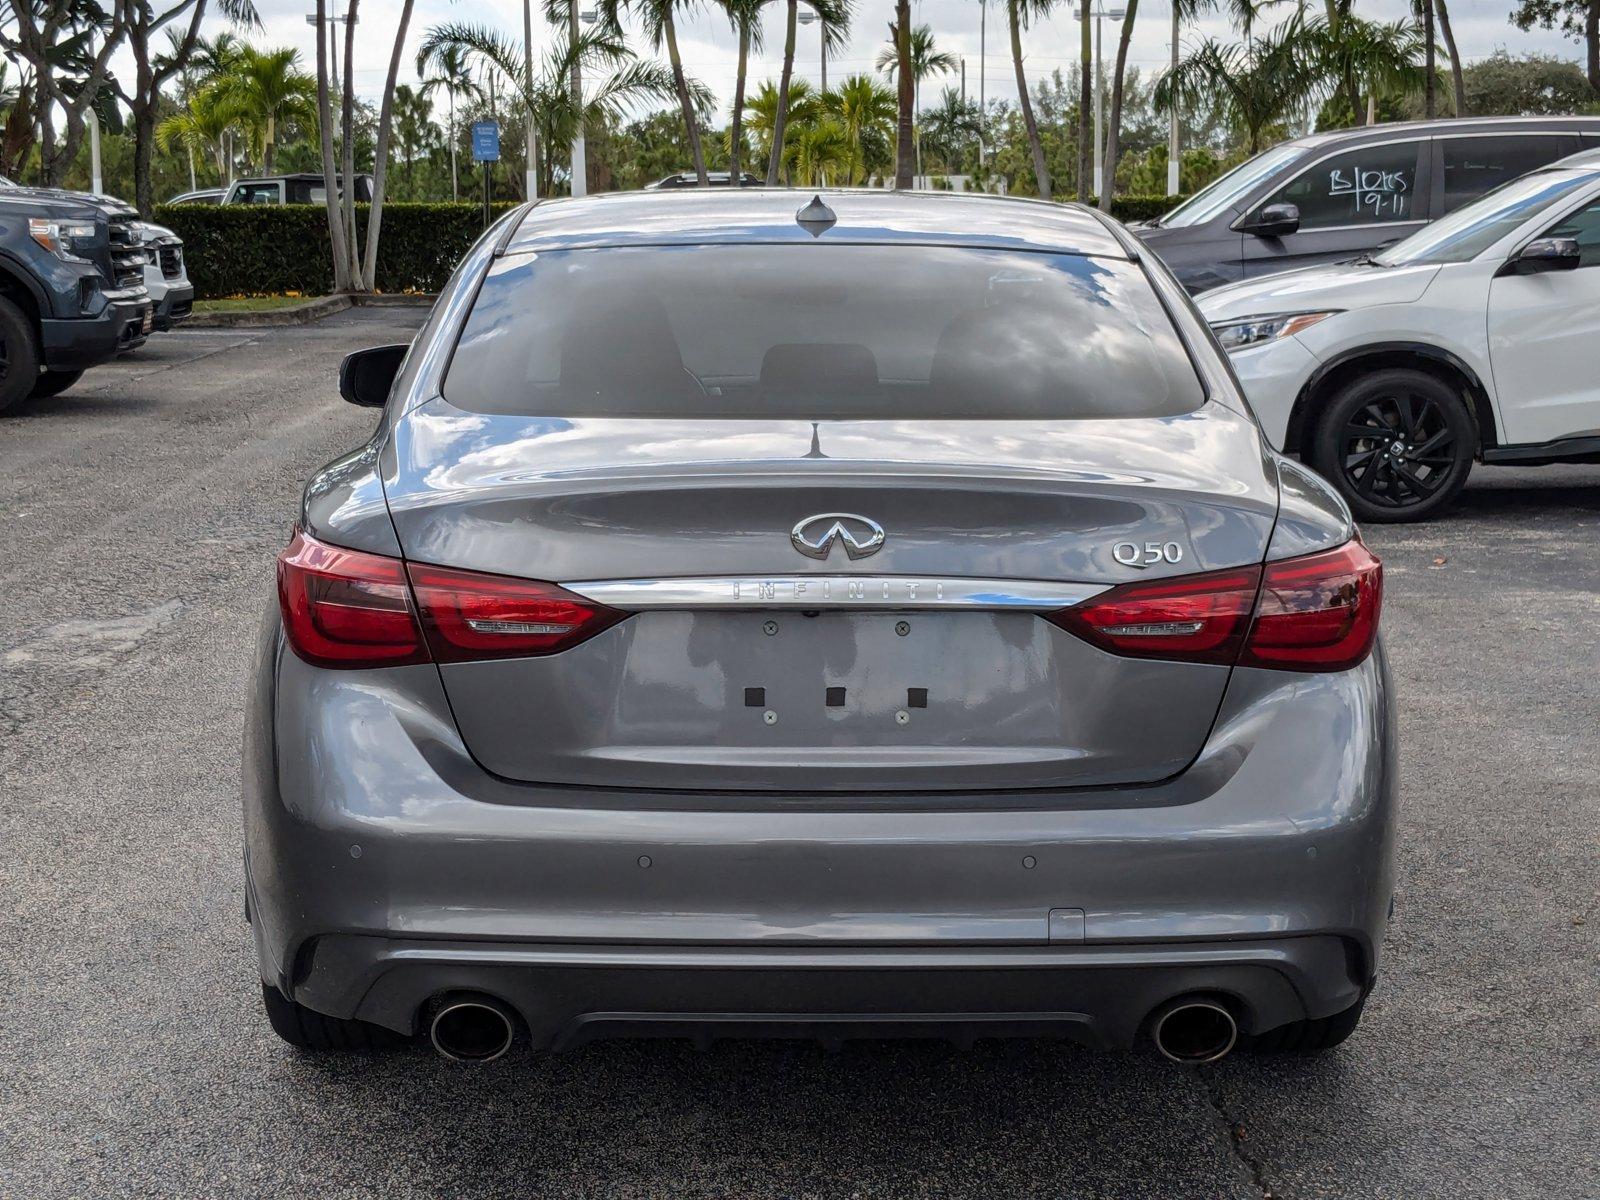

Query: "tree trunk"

xmin=341 ymin=0 xmax=363 ymax=289
xmin=1009 ymin=1 xmax=1049 ymax=200
xmin=264 ymin=115 xmax=276 ymax=174
xmin=1588 ymin=0 xmax=1600 ymax=95
xmin=1435 ymin=0 xmax=1465 ymax=115
xmin=893 ymin=4 xmax=914 ymax=189
xmin=363 ymin=0 xmax=415 ymax=290
xmin=1099 ymin=0 xmax=1137 ymax=212
xmin=1077 ymin=0 xmax=1091 ymax=202
xmin=314 ymin=1 xmax=352 ymax=293
xmin=663 ymin=12 xmax=709 ymax=185
xmin=730 ymin=23 xmax=749 ymax=185
xmin=133 ymin=103 xmax=157 ymax=217
xmin=1422 ymin=0 xmax=1435 ymax=119
xmin=768 ymin=0 xmax=798 ymax=185
xmin=449 ymin=93 xmax=458 ymax=200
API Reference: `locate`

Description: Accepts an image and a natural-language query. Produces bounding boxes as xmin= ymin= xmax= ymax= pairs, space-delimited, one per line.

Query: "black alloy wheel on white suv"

xmin=1310 ymin=368 xmax=1477 ymax=523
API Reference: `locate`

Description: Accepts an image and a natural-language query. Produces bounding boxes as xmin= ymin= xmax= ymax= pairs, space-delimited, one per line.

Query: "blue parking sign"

xmin=471 ymin=120 xmax=500 ymax=163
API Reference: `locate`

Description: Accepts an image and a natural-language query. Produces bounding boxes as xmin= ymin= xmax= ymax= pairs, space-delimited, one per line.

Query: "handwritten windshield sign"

xmin=1329 ymin=166 xmax=1409 ymax=218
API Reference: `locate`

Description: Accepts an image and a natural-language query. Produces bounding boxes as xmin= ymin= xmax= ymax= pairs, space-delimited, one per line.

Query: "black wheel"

xmin=0 ymin=294 xmax=41 ymax=414
xmin=1244 ymin=997 xmax=1365 ymax=1055
xmin=260 ymin=983 xmax=402 ymax=1051
xmin=1309 ymin=369 xmax=1474 ymax=523
xmin=29 ymin=368 xmax=83 ymax=400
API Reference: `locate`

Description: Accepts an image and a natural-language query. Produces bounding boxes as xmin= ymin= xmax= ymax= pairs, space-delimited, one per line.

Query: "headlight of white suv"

xmin=1211 ymin=311 xmax=1339 ymax=354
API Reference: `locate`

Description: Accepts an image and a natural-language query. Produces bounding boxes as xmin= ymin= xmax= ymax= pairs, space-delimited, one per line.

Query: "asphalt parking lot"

xmin=2 ymin=307 xmax=1596 ymax=1199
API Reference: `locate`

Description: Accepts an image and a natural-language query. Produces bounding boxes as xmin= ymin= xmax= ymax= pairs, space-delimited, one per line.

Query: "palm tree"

xmin=1099 ymin=0 xmax=1141 ymax=211
xmin=621 ymin=0 xmax=711 ymax=186
xmin=890 ymin=0 xmax=912 ymax=188
xmin=390 ymin=84 xmax=435 ymax=199
xmin=1434 ymin=0 xmax=1465 ymax=115
xmin=720 ymin=0 xmax=766 ymax=186
xmin=1308 ymin=13 xmax=1428 ymax=125
xmin=744 ymin=77 xmax=821 ymax=180
xmin=788 ymin=119 xmax=851 ymax=186
xmin=767 ymin=0 xmax=853 ymax=186
xmin=874 ymin=23 xmax=959 ymax=87
xmin=918 ymin=86 xmax=982 ymax=174
xmin=1005 ymin=0 xmax=1058 ymax=201
xmin=876 ymin=23 xmax=956 ymax=183
xmin=417 ymin=42 xmax=478 ymax=200
xmin=417 ymin=21 xmax=693 ymax=195
xmin=215 ymin=46 xmax=316 ymax=173
xmin=1156 ymin=16 xmax=1319 ymax=154
xmin=156 ymin=85 xmax=239 ymax=185
xmin=824 ymin=73 xmax=895 ymax=184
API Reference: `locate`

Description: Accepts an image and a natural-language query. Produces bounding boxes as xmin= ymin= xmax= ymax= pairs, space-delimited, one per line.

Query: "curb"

xmin=186 ymin=295 xmax=352 ymax=328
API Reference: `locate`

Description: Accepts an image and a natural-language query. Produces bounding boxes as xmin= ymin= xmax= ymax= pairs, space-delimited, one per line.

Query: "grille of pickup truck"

xmin=107 ymin=218 xmax=148 ymax=289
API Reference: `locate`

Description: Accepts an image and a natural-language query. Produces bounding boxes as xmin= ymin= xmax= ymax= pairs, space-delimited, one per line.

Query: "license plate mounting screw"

xmin=895 ymin=709 xmax=910 ymax=725
xmin=763 ymin=620 xmax=779 ymax=636
xmin=763 ymin=709 xmax=779 ymax=725
xmin=895 ymin=621 xmax=911 ymax=636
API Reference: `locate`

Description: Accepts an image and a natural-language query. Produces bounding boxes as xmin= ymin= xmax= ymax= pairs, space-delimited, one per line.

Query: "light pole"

xmin=796 ymin=9 xmax=824 ymax=91
xmin=978 ymin=0 xmax=986 ymax=169
xmin=522 ymin=0 xmax=539 ymax=199
xmin=1168 ymin=0 xmax=1180 ymax=195
xmin=304 ymin=11 xmax=355 ymax=94
xmin=1078 ymin=4 xmax=1125 ymax=199
xmin=571 ymin=8 xmax=597 ymax=197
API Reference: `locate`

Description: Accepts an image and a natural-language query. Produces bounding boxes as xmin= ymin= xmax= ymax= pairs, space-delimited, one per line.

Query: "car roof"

xmin=503 ymin=189 xmax=1130 ymax=257
xmin=1288 ymin=114 xmax=1600 ymax=153
xmin=1550 ymin=146 xmax=1600 ymax=171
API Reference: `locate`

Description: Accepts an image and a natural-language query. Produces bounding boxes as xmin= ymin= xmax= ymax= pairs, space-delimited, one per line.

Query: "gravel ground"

xmin=1 ymin=309 xmax=1596 ymax=1199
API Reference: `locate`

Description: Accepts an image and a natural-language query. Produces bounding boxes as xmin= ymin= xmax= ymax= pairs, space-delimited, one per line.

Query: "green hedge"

xmin=1106 ymin=194 xmax=1186 ymax=222
xmin=155 ymin=194 xmax=1188 ymax=299
xmin=153 ymin=202 xmax=520 ymax=299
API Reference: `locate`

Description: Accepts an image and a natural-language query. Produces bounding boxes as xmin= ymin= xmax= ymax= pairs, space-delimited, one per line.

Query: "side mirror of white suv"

xmin=1499 ymin=237 xmax=1582 ymax=276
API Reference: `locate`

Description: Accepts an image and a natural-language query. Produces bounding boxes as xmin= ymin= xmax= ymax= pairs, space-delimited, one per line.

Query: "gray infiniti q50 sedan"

xmin=245 ymin=190 xmax=1395 ymax=1065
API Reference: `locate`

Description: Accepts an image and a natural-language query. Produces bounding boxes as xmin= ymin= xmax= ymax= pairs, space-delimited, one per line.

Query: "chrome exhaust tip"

xmin=1149 ymin=997 xmax=1239 ymax=1064
xmin=428 ymin=995 xmax=517 ymax=1062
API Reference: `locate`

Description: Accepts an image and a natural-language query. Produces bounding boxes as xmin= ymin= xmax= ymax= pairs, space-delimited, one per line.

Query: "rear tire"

xmin=29 ymin=368 xmax=83 ymax=400
xmin=1309 ymin=368 xmax=1474 ymax=523
xmin=0 ymin=295 xmax=42 ymax=414
xmin=1244 ymin=997 xmax=1365 ymax=1055
xmin=260 ymin=983 xmax=402 ymax=1051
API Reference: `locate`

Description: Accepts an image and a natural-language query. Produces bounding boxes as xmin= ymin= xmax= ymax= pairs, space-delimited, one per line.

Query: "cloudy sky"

xmin=195 ymin=0 xmax=1574 ymax=112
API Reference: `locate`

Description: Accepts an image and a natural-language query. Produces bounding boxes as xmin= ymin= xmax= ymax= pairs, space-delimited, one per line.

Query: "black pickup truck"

xmin=0 ymin=183 xmax=153 ymax=412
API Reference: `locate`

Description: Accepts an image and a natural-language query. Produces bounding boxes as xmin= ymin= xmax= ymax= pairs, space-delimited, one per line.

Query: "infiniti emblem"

xmin=790 ymin=513 xmax=886 ymax=562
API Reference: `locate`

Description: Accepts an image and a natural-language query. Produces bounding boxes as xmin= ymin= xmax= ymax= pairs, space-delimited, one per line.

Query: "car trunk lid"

xmin=381 ymin=399 xmax=1277 ymax=792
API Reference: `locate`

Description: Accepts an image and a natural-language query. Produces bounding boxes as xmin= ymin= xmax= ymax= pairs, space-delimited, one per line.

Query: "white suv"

xmin=1199 ymin=149 xmax=1600 ymax=521
xmin=136 ymin=222 xmax=193 ymax=331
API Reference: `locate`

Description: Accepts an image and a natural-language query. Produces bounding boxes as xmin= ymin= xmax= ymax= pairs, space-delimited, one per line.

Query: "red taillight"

xmin=277 ymin=530 xmax=625 ymax=669
xmin=1053 ymin=539 xmax=1382 ymax=673
xmin=277 ymin=529 xmax=428 ymax=668
xmin=1239 ymin=540 xmax=1382 ymax=672
xmin=1051 ymin=566 xmax=1262 ymax=665
xmin=406 ymin=562 xmax=623 ymax=662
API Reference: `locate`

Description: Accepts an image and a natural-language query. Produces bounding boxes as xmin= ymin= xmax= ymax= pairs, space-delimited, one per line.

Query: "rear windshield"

xmin=443 ymin=244 xmax=1204 ymax=421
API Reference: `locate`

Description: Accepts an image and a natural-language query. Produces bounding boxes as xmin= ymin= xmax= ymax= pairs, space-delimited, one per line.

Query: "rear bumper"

xmin=285 ymin=933 xmax=1362 ymax=1050
xmin=40 ymin=290 xmax=151 ymax=368
xmin=245 ymin=619 xmax=1399 ymax=1045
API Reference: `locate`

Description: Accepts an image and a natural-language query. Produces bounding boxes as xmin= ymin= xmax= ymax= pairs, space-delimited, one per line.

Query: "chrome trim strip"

xmin=563 ymin=576 xmax=1107 ymax=611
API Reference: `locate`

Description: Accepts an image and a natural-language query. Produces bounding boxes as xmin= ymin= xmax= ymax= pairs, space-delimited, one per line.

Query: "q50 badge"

xmin=1113 ymin=540 xmax=1184 ymax=568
